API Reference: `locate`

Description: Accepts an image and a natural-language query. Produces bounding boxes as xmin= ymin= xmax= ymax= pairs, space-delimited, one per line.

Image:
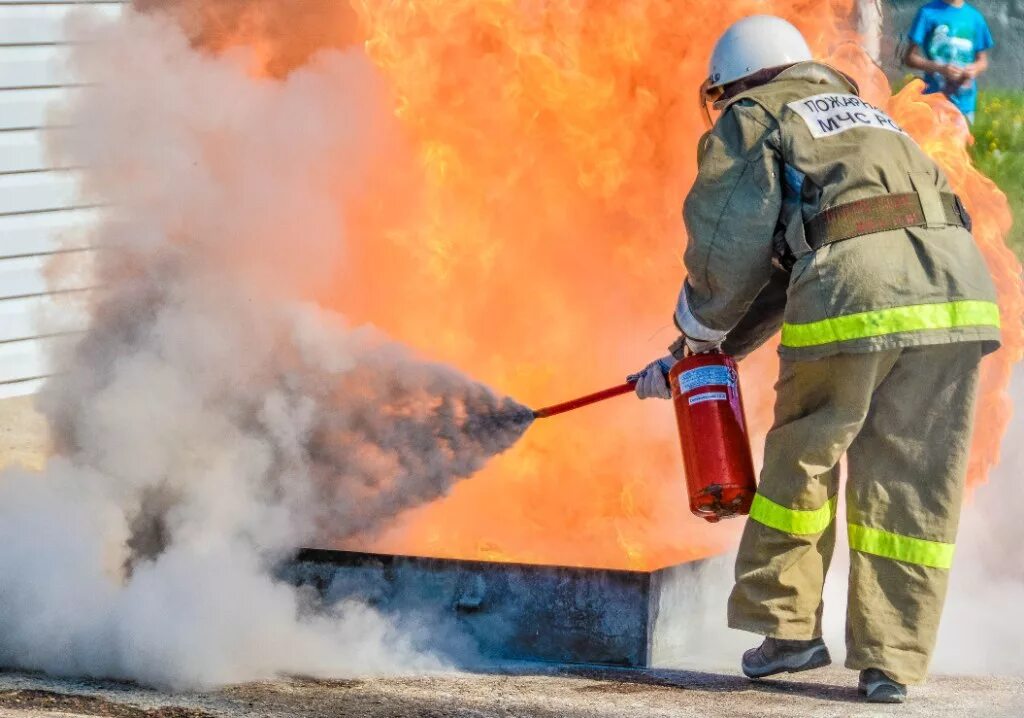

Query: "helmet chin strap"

xmin=698 ymin=78 xmax=723 ymax=131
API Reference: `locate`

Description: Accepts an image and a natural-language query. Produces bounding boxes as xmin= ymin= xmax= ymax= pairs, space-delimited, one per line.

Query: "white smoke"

xmin=0 ymin=9 xmax=529 ymax=689
xmin=931 ymin=374 xmax=1024 ymax=677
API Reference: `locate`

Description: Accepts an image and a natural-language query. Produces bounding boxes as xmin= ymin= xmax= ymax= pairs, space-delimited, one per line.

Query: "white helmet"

xmin=707 ymin=15 xmax=812 ymax=89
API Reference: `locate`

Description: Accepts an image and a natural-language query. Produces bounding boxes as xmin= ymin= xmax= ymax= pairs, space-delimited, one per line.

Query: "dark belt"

xmin=804 ymin=192 xmax=972 ymax=250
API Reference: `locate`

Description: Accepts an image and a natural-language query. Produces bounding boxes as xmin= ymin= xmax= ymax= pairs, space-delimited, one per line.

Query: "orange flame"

xmin=159 ymin=0 xmax=1021 ymax=569
xmin=135 ymin=0 xmax=362 ymax=76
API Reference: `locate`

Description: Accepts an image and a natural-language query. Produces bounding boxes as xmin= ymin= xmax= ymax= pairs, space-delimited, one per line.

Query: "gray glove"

xmin=628 ymin=356 xmax=675 ymax=400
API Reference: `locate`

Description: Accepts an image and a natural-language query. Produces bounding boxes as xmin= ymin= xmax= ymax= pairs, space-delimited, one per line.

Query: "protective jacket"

xmin=675 ymin=62 xmax=1001 ymax=361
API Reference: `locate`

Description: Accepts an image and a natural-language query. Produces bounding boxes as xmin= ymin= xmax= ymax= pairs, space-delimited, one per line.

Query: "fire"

xmin=155 ymin=0 xmax=1021 ymax=570
xmin=134 ymin=0 xmax=362 ymax=77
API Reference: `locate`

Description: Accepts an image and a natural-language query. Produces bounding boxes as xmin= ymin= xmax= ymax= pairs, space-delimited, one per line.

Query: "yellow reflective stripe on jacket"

xmin=848 ymin=523 xmax=955 ymax=569
xmin=780 ymin=300 xmax=1001 ymax=349
xmin=750 ymin=494 xmax=838 ymax=535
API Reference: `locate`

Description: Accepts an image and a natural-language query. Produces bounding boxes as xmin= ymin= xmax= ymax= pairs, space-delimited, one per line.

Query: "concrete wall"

xmin=884 ymin=1 xmax=1024 ymax=89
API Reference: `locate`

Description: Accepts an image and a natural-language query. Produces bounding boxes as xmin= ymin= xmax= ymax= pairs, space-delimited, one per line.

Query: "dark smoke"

xmin=308 ymin=374 xmax=534 ymax=538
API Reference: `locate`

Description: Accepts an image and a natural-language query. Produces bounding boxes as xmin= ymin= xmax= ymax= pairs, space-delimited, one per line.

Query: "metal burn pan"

xmin=287 ymin=548 xmax=705 ymax=668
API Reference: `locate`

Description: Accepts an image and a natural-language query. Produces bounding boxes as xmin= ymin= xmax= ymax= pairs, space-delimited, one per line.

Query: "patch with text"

xmin=788 ymin=93 xmax=906 ymax=139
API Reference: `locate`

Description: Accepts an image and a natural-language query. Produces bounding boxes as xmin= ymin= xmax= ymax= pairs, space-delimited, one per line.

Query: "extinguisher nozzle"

xmin=531 ymin=381 xmax=637 ymax=420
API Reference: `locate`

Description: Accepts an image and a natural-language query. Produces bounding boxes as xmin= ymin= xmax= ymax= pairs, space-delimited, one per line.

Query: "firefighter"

xmin=633 ymin=14 xmax=1000 ymax=704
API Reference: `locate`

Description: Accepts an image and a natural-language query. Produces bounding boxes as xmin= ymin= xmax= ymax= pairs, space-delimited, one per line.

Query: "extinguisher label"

xmin=688 ymin=391 xmax=728 ymax=405
xmin=678 ymin=365 xmax=736 ymax=394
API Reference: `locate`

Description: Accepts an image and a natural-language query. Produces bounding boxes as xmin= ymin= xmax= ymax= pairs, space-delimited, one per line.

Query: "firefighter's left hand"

xmin=669 ymin=334 xmax=723 ymax=359
xmin=686 ymin=336 xmax=722 ymax=354
xmin=629 ymin=356 xmax=674 ymax=400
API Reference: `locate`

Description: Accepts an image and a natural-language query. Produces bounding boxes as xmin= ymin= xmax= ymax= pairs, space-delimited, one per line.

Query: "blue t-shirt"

xmin=908 ymin=1 xmax=994 ymax=117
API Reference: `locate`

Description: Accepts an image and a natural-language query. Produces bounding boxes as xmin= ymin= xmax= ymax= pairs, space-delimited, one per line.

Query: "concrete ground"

xmin=1 ymin=665 xmax=1023 ymax=718
xmin=1 ymin=396 xmax=1022 ymax=717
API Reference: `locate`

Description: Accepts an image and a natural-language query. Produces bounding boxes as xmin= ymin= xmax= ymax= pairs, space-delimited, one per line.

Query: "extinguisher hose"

xmin=532 ymin=381 xmax=637 ymax=419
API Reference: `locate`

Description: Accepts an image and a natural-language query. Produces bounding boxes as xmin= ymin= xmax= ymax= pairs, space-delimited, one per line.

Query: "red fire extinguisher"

xmin=532 ymin=351 xmax=757 ymax=524
xmin=668 ymin=352 xmax=757 ymax=523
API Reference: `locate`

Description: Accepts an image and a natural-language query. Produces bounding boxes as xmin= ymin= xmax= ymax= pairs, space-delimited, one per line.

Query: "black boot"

xmin=859 ymin=668 xmax=907 ymax=704
xmin=741 ymin=637 xmax=831 ymax=679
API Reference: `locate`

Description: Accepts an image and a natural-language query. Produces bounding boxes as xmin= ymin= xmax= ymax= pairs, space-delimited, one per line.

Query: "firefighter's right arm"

xmin=676 ymin=100 xmax=782 ymax=347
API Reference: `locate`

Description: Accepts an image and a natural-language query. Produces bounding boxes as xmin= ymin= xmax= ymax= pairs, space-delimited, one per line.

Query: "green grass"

xmin=971 ymin=91 xmax=1024 ymax=258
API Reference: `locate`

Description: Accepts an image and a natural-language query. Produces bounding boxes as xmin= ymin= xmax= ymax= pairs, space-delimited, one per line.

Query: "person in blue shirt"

xmin=903 ymin=1 xmax=993 ymax=123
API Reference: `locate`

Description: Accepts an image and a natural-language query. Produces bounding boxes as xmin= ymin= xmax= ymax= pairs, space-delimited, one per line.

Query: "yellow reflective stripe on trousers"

xmin=848 ymin=523 xmax=955 ymax=569
xmin=780 ymin=300 xmax=1001 ymax=349
xmin=749 ymin=494 xmax=838 ymax=535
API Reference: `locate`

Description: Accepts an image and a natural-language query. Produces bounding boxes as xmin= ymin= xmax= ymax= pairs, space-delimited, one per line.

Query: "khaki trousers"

xmin=728 ymin=343 xmax=982 ymax=684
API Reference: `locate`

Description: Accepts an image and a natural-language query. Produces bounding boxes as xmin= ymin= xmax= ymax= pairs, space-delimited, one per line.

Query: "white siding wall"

xmin=0 ymin=1 xmax=124 ymax=397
